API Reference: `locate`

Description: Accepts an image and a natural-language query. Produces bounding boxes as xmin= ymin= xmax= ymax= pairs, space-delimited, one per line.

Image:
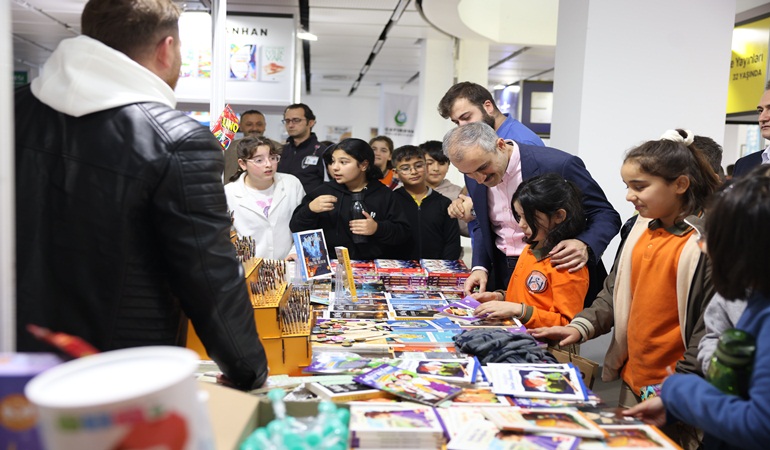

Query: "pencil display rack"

xmin=259 ymin=284 xmax=314 ymax=376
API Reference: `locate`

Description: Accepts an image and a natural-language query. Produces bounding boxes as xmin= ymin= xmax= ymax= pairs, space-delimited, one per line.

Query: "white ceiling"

xmin=11 ymin=0 xmax=770 ymax=98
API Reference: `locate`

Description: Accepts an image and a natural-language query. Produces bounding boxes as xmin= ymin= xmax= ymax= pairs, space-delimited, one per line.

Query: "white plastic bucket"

xmin=25 ymin=346 xmax=213 ymax=450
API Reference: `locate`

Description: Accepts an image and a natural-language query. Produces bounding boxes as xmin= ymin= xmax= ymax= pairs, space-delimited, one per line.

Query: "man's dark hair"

xmin=284 ymin=103 xmax=316 ymax=121
xmin=82 ymin=0 xmax=181 ymax=60
xmin=419 ymin=140 xmax=449 ymax=164
xmin=391 ymin=145 xmax=425 ymax=166
xmin=707 ymin=164 xmax=770 ymax=299
xmin=242 ymin=109 xmax=264 ymax=118
xmin=438 ymin=81 xmax=498 ymax=119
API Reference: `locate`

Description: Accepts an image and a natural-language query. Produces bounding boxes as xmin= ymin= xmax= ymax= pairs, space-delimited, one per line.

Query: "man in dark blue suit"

xmin=443 ymin=123 xmax=620 ymax=300
xmin=734 ymin=81 xmax=770 ymax=177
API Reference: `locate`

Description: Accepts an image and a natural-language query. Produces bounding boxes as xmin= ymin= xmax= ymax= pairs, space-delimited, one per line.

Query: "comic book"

xmin=304 ymin=352 xmax=395 ymax=375
xmin=349 ymin=405 xmax=445 ymax=448
xmin=393 ymin=358 xmax=477 ymax=385
xmin=353 ymin=364 xmax=463 ymax=407
xmin=578 ymin=424 xmax=680 ymax=449
xmin=306 ymin=381 xmax=391 ymax=403
xmin=447 ymin=419 xmax=581 ymax=450
xmin=483 ymin=363 xmax=589 ymax=401
xmin=436 ymin=296 xmax=483 ymax=321
xmin=482 ymin=407 xmax=606 ymax=439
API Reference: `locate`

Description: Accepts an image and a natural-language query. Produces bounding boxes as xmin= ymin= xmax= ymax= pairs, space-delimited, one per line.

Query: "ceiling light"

xmin=493 ymin=84 xmax=506 ymax=90
xmin=297 ymin=30 xmax=317 ymax=41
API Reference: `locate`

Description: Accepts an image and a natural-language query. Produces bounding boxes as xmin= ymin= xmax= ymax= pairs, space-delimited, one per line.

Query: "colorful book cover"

xmin=386 ymin=319 xmax=436 ymax=331
xmin=292 ymin=229 xmax=332 ymax=280
xmin=259 ymin=46 xmax=287 ymax=82
xmin=390 ymin=330 xmax=459 ymax=346
xmin=387 ymin=299 xmax=447 ymax=320
xmin=325 ymin=310 xmax=389 ymax=320
xmin=484 ymin=363 xmax=589 ymax=401
xmin=353 ymin=364 xmax=463 ymax=407
xmin=374 ymin=259 xmax=423 ymax=272
xmin=482 ymin=407 xmax=607 ymax=439
xmin=449 ymin=387 xmax=509 ymax=407
xmin=394 ymin=358 xmax=476 ymax=385
xmin=304 ymin=353 xmax=394 ymax=375
xmin=576 ymin=406 xmax=646 ymax=426
xmin=436 ymin=296 xmax=483 ymax=321
xmin=447 ymin=420 xmax=581 ymax=450
xmin=349 ymin=405 xmax=445 ymax=447
xmin=209 ymin=104 xmax=239 ymax=150
xmin=306 ymin=381 xmax=391 ymax=403
xmin=578 ymin=424 xmax=680 ymax=449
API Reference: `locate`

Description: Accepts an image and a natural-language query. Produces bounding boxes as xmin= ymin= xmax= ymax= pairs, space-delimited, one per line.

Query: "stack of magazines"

xmin=349 ymin=405 xmax=445 ymax=448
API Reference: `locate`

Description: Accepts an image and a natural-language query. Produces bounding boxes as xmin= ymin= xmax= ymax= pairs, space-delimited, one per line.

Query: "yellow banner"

xmin=727 ymin=16 xmax=770 ymax=114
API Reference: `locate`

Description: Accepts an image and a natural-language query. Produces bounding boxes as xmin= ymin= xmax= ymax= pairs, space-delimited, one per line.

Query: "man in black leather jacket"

xmin=14 ymin=0 xmax=268 ymax=390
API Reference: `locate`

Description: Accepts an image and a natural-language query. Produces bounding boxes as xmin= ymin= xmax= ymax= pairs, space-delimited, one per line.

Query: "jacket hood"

xmin=30 ymin=35 xmax=176 ymax=117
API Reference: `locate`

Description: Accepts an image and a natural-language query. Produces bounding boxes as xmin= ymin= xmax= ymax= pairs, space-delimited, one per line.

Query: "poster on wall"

xmin=176 ymin=12 xmax=295 ymax=106
xmin=726 ymin=16 xmax=770 ymax=115
xmin=325 ymin=126 xmax=352 ymax=143
xmin=379 ymin=92 xmax=417 ymax=148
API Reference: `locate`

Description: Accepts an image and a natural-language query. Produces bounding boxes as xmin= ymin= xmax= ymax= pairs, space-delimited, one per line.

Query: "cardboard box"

xmin=200 ymin=381 xmax=347 ymax=449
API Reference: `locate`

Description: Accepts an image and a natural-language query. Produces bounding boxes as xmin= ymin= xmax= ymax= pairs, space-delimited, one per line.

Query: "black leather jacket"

xmin=15 ymin=86 xmax=267 ymax=389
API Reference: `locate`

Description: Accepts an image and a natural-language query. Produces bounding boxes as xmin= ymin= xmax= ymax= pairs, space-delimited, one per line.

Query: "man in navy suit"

xmin=734 ymin=81 xmax=770 ymax=177
xmin=443 ymin=123 xmax=620 ymax=299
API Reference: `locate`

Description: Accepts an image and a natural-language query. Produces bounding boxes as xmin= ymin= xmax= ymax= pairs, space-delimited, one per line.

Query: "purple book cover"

xmin=353 ymin=364 xmax=462 ymax=407
xmin=436 ymin=296 xmax=481 ymax=321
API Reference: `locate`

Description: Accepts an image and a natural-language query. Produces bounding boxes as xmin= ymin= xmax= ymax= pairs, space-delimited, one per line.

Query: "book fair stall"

xmin=3 ymin=226 xmax=679 ymax=450
xmin=183 ymin=229 xmax=677 ymax=449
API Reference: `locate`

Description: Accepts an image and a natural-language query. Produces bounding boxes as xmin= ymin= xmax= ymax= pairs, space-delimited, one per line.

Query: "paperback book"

xmin=349 ymin=405 xmax=445 ymax=448
xmin=578 ymin=424 xmax=680 ymax=449
xmin=306 ymin=381 xmax=391 ymax=403
xmin=389 ymin=330 xmax=460 ymax=346
xmin=484 ymin=363 xmax=589 ymax=401
xmin=394 ymin=358 xmax=477 ymax=385
xmin=447 ymin=420 xmax=581 ymax=450
xmin=292 ymin=229 xmax=332 ymax=280
xmin=449 ymin=387 xmax=509 ymax=407
xmin=387 ymin=299 xmax=447 ymax=320
xmin=304 ymin=352 xmax=396 ymax=375
xmin=482 ymin=407 xmax=607 ymax=439
xmin=436 ymin=296 xmax=483 ymax=321
xmin=353 ymin=363 xmax=463 ymax=406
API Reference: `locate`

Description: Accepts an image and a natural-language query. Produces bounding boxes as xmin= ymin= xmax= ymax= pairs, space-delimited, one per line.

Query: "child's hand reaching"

xmin=309 ymin=194 xmax=337 ymax=213
xmin=622 ymin=397 xmax=667 ymax=427
xmin=471 ymin=291 xmax=503 ymax=303
xmin=474 ymin=301 xmax=522 ymax=320
xmin=529 ymin=326 xmax=581 ymax=346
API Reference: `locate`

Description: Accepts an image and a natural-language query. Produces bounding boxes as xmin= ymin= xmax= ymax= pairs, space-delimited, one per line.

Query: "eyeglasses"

xmin=245 ymin=155 xmax=281 ymax=165
xmin=281 ymin=118 xmax=305 ymax=125
xmin=396 ymin=162 xmax=426 ymax=174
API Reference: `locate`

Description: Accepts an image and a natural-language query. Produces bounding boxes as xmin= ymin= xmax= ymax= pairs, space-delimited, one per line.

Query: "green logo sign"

xmin=394 ymin=110 xmax=407 ymax=126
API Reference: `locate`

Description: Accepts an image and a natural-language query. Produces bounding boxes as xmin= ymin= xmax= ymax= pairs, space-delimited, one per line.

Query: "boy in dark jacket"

xmin=391 ymin=145 xmax=461 ymax=260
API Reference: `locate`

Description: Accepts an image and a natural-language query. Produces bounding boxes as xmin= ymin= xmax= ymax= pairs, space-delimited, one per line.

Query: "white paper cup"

xmin=25 ymin=346 xmax=213 ymax=450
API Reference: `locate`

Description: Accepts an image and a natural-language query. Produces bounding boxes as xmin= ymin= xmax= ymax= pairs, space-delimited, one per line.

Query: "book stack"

xmin=420 ymin=259 xmax=470 ymax=289
xmin=375 ymin=259 xmax=428 ymax=289
xmin=349 ymin=405 xmax=445 ymax=449
xmin=306 ymin=381 xmax=392 ymax=403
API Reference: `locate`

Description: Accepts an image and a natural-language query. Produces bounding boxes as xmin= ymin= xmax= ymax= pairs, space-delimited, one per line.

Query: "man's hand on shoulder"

xmin=549 ymin=239 xmax=588 ymax=272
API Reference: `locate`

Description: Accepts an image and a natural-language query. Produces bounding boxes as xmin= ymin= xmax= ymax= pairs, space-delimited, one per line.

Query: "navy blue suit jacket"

xmin=733 ymin=151 xmax=763 ymax=178
xmin=467 ymin=142 xmax=621 ymax=292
